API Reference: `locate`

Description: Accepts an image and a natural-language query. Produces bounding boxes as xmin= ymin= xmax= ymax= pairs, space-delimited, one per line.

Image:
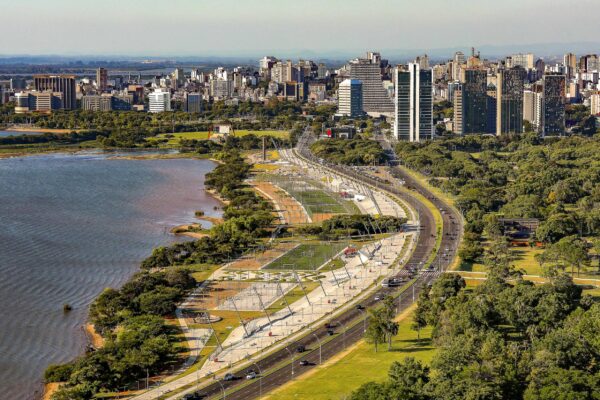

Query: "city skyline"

xmin=2 ymin=0 xmax=600 ymax=57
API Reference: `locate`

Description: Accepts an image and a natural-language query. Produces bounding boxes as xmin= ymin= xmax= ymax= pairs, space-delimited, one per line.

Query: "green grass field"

xmin=263 ymin=242 xmax=347 ymax=270
xmin=460 ymin=245 xmax=600 ymax=279
xmin=265 ymin=312 xmax=435 ymax=400
xmin=156 ymin=130 xmax=289 ymax=146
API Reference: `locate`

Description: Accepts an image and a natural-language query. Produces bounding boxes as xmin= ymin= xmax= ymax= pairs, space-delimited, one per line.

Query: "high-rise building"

xmin=541 ymin=74 xmax=566 ymax=136
xmin=455 ymin=68 xmax=488 ymax=134
xmin=523 ymin=90 xmax=542 ymax=131
xmin=579 ymin=54 xmax=599 ymax=72
xmin=564 ymin=53 xmax=577 ymax=78
xmin=511 ymin=53 xmax=535 ymax=70
xmin=349 ymin=54 xmax=394 ymax=116
xmin=452 ymin=86 xmax=463 ymax=134
xmin=96 ymin=68 xmax=108 ymax=92
xmin=184 ymin=92 xmax=202 ymax=113
xmin=337 ymin=79 xmax=363 ymax=117
xmin=394 ymin=63 xmax=433 ymax=142
xmin=496 ymin=68 xmax=526 ymax=135
xmin=590 ymin=93 xmax=600 ymax=115
xmin=486 ymin=86 xmax=497 ymax=134
xmin=173 ymin=68 xmax=185 ymax=88
xmin=148 ymin=89 xmax=171 ymax=113
xmin=33 ymin=75 xmax=77 ymax=110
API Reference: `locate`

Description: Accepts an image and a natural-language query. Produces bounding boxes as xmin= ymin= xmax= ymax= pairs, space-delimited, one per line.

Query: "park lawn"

xmin=157 ymin=130 xmax=289 ymax=145
xmin=265 ymin=312 xmax=435 ymax=400
xmin=263 ymin=242 xmax=348 ymax=270
xmin=188 ymin=264 xmax=221 ymax=283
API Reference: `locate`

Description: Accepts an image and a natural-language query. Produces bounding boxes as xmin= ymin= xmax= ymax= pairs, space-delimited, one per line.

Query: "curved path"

xmin=159 ymin=132 xmax=462 ymax=400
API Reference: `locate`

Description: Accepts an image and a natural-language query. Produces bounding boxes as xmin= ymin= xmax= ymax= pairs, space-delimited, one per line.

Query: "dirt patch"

xmin=85 ymin=323 xmax=104 ymax=348
xmin=311 ymin=213 xmax=336 ymax=222
xmin=43 ymin=382 xmax=62 ymax=400
xmin=183 ymin=281 xmax=253 ymax=313
xmin=253 ymin=181 xmax=310 ymax=225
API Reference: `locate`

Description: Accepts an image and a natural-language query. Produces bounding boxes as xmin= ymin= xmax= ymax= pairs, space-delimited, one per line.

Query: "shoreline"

xmin=33 ymin=156 xmax=223 ymax=399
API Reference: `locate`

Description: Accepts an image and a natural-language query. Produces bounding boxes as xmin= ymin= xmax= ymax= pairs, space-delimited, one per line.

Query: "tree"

xmin=365 ymin=309 xmax=386 ymax=353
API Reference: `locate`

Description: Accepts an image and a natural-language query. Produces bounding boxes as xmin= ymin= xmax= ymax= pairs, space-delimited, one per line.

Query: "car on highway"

xmin=299 ymin=360 xmax=311 ymax=366
xmin=246 ymin=371 xmax=257 ymax=380
xmin=296 ymin=345 xmax=306 ymax=353
xmin=224 ymin=373 xmax=236 ymax=381
xmin=182 ymin=392 xmax=204 ymax=400
xmin=356 ymin=304 xmax=364 ymax=310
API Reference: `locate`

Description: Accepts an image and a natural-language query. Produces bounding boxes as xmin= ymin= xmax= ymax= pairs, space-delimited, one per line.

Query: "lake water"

xmin=0 ymin=153 xmax=221 ymax=399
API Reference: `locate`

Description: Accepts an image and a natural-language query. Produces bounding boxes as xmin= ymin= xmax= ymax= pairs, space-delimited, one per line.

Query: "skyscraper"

xmin=564 ymin=53 xmax=577 ymax=78
xmin=541 ymin=74 xmax=566 ymax=136
xmin=33 ymin=75 xmax=77 ymax=110
xmin=455 ymin=68 xmax=488 ymax=134
xmin=394 ymin=63 xmax=433 ymax=142
xmin=523 ymin=90 xmax=542 ymax=131
xmin=496 ymin=67 xmax=526 ymax=135
xmin=349 ymin=54 xmax=394 ymax=116
xmin=337 ymin=79 xmax=363 ymax=117
xmin=184 ymin=92 xmax=202 ymax=113
xmin=96 ymin=68 xmax=108 ymax=92
xmin=511 ymin=53 xmax=535 ymax=69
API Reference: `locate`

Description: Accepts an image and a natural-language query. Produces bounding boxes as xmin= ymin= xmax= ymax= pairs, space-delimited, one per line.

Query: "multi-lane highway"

xmin=175 ymin=132 xmax=462 ymax=400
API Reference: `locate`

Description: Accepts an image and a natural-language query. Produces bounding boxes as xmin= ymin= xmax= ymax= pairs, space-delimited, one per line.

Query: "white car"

xmin=246 ymin=371 xmax=257 ymax=380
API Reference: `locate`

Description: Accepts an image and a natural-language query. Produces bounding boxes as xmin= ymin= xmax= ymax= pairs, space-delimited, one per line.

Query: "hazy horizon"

xmin=2 ymin=0 xmax=600 ymax=58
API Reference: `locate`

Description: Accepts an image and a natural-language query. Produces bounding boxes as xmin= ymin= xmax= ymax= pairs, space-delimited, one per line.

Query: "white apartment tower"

xmin=394 ymin=63 xmax=433 ymax=142
xmin=148 ymin=89 xmax=171 ymax=113
xmin=337 ymin=79 xmax=363 ymax=117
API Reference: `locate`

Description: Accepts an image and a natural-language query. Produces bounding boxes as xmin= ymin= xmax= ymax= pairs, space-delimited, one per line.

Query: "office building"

xmin=541 ymin=74 xmax=566 ymax=136
xmin=33 ymin=75 xmax=77 ymax=110
xmin=337 ymin=79 xmax=363 ymax=117
xmin=496 ymin=68 xmax=526 ymax=135
xmin=486 ymin=86 xmax=497 ymax=134
xmin=511 ymin=53 xmax=535 ymax=70
xmin=452 ymin=86 xmax=463 ymax=134
xmin=82 ymin=94 xmax=112 ymax=111
xmin=184 ymin=92 xmax=202 ymax=113
xmin=579 ymin=54 xmax=599 ymax=72
xmin=523 ymin=90 xmax=542 ymax=131
xmin=96 ymin=68 xmax=108 ymax=92
xmin=564 ymin=53 xmax=577 ymax=78
xmin=148 ymin=89 xmax=171 ymax=113
xmin=454 ymin=68 xmax=488 ymax=134
xmin=83 ymin=94 xmax=133 ymax=111
xmin=210 ymin=78 xmax=233 ymax=99
xmin=590 ymin=93 xmax=600 ymax=115
xmin=394 ymin=63 xmax=433 ymax=142
xmin=349 ymin=55 xmax=394 ymax=116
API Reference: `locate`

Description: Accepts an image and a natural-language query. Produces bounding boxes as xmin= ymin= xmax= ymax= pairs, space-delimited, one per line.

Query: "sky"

xmin=1 ymin=0 xmax=600 ymax=57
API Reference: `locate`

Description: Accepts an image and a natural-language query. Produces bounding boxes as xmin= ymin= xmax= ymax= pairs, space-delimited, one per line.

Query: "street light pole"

xmin=311 ymin=332 xmax=322 ymax=364
xmin=285 ymin=345 xmax=294 ymax=378
xmin=253 ymin=362 xmax=263 ymax=399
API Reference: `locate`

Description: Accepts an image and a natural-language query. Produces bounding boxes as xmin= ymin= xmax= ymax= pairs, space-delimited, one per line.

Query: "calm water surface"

xmin=0 ymin=152 xmax=220 ymax=399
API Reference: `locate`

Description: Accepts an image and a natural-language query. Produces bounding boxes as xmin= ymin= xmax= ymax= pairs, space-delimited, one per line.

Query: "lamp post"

xmin=311 ymin=332 xmax=322 ymax=364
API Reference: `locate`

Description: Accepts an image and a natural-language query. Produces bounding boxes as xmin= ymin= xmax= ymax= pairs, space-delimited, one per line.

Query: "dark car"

xmin=299 ymin=360 xmax=311 ymax=366
xmin=224 ymin=373 xmax=236 ymax=381
xmin=327 ymin=329 xmax=335 ymax=336
xmin=296 ymin=345 xmax=306 ymax=353
xmin=183 ymin=392 xmax=203 ymax=400
xmin=356 ymin=304 xmax=364 ymax=310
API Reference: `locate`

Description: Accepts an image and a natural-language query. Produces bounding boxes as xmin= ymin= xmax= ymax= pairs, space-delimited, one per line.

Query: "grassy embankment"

xmin=156 ymin=130 xmax=289 ymax=147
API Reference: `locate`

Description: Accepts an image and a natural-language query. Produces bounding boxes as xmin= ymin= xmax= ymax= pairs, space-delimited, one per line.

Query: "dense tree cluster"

xmin=352 ymin=273 xmax=600 ymax=400
xmin=46 ymin=269 xmax=195 ymax=399
xmin=297 ymin=214 xmax=407 ymax=239
xmin=310 ymin=137 xmax=388 ymax=165
xmin=141 ymin=151 xmax=274 ymax=269
xmin=0 ymin=130 xmax=103 ymax=146
xmin=396 ymin=134 xmax=600 ymax=268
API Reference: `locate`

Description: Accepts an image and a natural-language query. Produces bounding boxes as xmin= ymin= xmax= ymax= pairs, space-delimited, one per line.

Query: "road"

xmin=172 ymin=132 xmax=463 ymax=400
